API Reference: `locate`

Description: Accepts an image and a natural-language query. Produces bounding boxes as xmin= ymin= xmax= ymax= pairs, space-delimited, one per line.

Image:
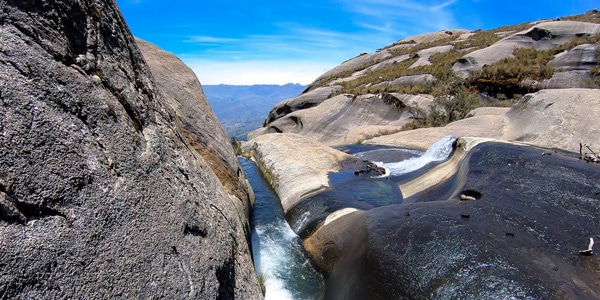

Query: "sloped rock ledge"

xmin=304 ymin=137 xmax=600 ymax=298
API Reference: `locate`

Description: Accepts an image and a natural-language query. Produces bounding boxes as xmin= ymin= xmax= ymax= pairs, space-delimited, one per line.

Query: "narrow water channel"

xmin=239 ymin=157 xmax=324 ymax=300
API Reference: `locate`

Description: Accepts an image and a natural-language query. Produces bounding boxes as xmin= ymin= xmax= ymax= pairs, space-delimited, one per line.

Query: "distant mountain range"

xmin=203 ymin=83 xmax=306 ymax=139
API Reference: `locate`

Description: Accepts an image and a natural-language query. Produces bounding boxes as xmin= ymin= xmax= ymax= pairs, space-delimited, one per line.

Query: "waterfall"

xmin=373 ymin=135 xmax=456 ymax=176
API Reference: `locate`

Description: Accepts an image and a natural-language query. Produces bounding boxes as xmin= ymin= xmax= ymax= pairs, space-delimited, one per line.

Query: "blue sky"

xmin=115 ymin=0 xmax=598 ymax=85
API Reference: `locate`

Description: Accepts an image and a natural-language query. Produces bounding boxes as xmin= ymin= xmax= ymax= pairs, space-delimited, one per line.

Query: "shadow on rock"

xmin=307 ymin=141 xmax=600 ymax=299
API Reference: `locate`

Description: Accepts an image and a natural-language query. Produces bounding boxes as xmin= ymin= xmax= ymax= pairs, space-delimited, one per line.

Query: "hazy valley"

xmin=204 ymin=84 xmax=306 ymax=139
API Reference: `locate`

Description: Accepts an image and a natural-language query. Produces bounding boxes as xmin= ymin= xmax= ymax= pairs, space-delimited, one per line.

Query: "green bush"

xmin=399 ymin=76 xmax=480 ymax=130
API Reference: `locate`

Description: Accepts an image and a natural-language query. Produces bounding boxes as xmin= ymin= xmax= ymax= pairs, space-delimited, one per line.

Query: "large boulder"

xmin=256 ymin=93 xmax=433 ymax=146
xmin=258 ymin=85 xmax=342 ymax=126
xmin=242 ymin=133 xmax=360 ymax=212
xmin=0 ymin=1 xmax=261 ymax=298
xmin=136 ymin=38 xmax=254 ymax=218
xmin=304 ymin=138 xmax=600 ymax=299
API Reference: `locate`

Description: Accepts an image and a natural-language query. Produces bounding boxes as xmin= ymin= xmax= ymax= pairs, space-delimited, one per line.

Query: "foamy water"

xmin=252 ymin=223 xmax=297 ymax=300
xmin=241 ymin=157 xmax=324 ymax=300
xmin=374 ymin=135 xmax=456 ymax=176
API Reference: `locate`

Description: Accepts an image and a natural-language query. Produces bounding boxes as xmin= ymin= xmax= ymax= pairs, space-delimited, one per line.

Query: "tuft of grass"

xmin=302 ymin=11 xmax=600 ymax=134
xmin=230 ymin=137 xmax=242 ymax=156
xmin=256 ymin=271 xmax=267 ymax=296
xmin=398 ymin=76 xmax=481 ymax=130
xmin=563 ymin=9 xmax=600 ymax=24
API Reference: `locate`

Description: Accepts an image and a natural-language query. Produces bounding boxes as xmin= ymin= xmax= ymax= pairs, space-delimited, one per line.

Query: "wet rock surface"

xmin=307 ymin=141 xmax=600 ymax=299
xmin=286 ymin=167 xmax=402 ymax=239
xmin=0 ymin=1 xmax=260 ymax=298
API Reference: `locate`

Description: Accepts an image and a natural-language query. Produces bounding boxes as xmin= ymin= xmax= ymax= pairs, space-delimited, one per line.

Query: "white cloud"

xmin=182 ymin=59 xmax=336 ymax=85
xmin=183 ymin=24 xmax=393 ymax=61
xmin=174 ymin=1 xmax=462 ymax=85
xmin=340 ymin=0 xmax=459 ymax=35
xmin=431 ymin=0 xmax=458 ymax=10
xmin=184 ymin=36 xmax=240 ymax=43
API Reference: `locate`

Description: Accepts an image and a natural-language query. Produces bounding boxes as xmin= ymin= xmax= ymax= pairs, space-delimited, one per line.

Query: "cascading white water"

xmin=252 ymin=222 xmax=301 ymax=299
xmin=240 ymin=136 xmax=455 ymax=299
xmin=374 ymin=135 xmax=456 ymax=176
xmin=240 ymin=157 xmax=324 ymax=300
xmin=291 ymin=211 xmax=311 ymax=234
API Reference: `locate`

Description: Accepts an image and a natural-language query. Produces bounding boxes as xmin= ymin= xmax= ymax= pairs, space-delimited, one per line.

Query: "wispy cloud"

xmin=180 ymin=23 xmax=395 ymax=63
xmin=432 ymin=0 xmax=458 ymax=11
xmin=167 ymin=0 xmax=462 ymax=84
xmin=182 ymin=58 xmax=335 ymax=85
xmin=339 ymin=0 xmax=460 ymax=35
xmin=184 ymin=36 xmax=239 ymax=44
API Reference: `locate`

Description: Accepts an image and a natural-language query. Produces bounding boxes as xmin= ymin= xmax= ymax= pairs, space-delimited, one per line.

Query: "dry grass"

xmin=563 ymin=9 xmax=600 ymax=24
xmin=469 ymin=33 xmax=600 ymax=96
xmin=256 ymin=271 xmax=267 ymax=295
xmin=303 ymin=10 xmax=600 ymax=135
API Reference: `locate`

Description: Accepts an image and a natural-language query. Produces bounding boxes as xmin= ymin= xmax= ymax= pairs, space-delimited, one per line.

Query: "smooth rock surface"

xmin=258 ymin=93 xmax=433 ymax=146
xmin=453 ymin=21 xmax=600 ymax=75
xmin=0 ymin=1 xmax=260 ymax=298
xmin=136 ymin=38 xmax=254 ymax=216
xmin=257 ymin=85 xmax=342 ymax=128
xmin=410 ymin=44 xmax=455 ymax=68
xmin=305 ymin=139 xmax=600 ymax=299
xmin=372 ymin=74 xmax=437 ymax=90
xmin=396 ymin=29 xmax=470 ymax=44
xmin=242 ymin=133 xmax=361 ymax=212
xmin=550 ymin=43 xmax=598 ymax=71
xmin=310 ymin=51 xmax=392 ymax=88
xmin=367 ymin=88 xmax=600 ymax=153
xmin=344 ymin=54 xmax=412 ymax=80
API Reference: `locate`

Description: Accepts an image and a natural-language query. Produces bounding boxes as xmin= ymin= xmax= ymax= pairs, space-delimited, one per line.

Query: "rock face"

xmin=250 ymin=135 xmax=600 ymax=298
xmin=244 ymin=10 xmax=600 ymax=300
xmin=0 ymin=1 xmax=260 ymax=298
xmin=251 ymin=13 xmax=600 ymax=145
xmin=251 ymin=93 xmax=433 ymax=146
xmin=242 ymin=133 xmax=360 ymax=211
xmin=304 ymin=138 xmax=600 ymax=299
xmin=259 ymin=85 xmax=342 ymax=126
xmin=367 ymin=88 xmax=600 ymax=152
xmin=453 ymin=21 xmax=600 ymax=75
xmin=136 ymin=38 xmax=254 ymax=219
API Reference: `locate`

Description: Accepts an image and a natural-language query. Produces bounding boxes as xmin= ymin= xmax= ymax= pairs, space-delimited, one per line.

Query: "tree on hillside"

xmin=430 ymin=76 xmax=479 ymax=126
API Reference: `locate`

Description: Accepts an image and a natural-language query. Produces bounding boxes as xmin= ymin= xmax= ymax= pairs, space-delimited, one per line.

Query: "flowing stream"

xmin=240 ymin=136 xmax=456 ymax=299
xmin=239 ymin=157 xmax=324 ymax=300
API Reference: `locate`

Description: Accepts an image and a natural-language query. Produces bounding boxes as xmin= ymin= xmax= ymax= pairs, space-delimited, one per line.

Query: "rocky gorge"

xmin=2 ymin=0 xmax=600 ymax=299
xmin=245 ymin=9 xmax=600 ymax=299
